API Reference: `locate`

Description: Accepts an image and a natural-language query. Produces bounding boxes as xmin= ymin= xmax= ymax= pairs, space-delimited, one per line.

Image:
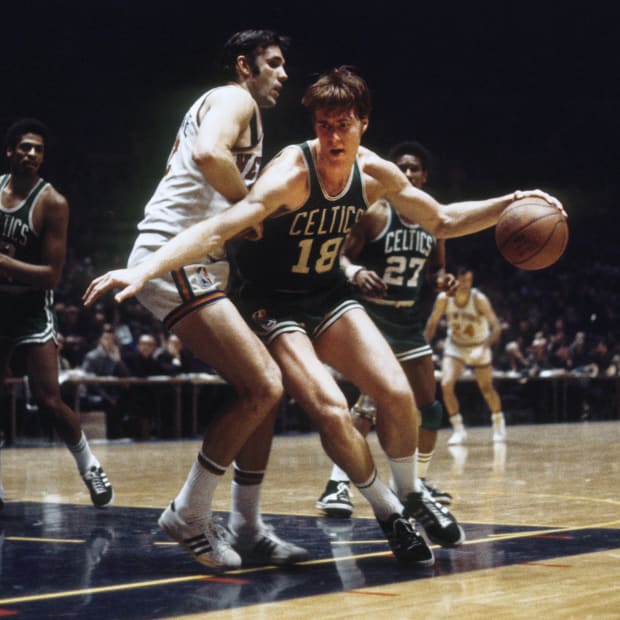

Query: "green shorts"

xmin=362 ymin=300 xmax=432 ymax=362
xmin=232 ymin=280 xmax=363 ymax=345
xmin=0 ymin=290 xmax=57 ymax=346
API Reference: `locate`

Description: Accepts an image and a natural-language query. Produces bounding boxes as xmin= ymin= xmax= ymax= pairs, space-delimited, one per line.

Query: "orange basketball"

xmin=495 ymin=196 xmax=568 ymax=270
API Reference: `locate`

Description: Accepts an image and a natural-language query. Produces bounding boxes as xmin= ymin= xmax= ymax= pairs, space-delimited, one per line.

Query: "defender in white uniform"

xmin=129 ymin=85 xmax=264 ymax=323
xmin=110 ymin=30 xmax=308 ymax=570
xmin=425 ymin=267 xmax=507 ymax=443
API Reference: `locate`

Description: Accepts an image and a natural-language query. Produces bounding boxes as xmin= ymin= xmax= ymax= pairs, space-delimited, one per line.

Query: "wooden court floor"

xmin=1 ymin=420 xmax=620 ymax=619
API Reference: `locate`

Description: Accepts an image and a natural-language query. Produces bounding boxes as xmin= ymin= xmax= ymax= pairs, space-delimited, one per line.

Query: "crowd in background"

xmin=35 ymin=233 xmax=618 ymax=435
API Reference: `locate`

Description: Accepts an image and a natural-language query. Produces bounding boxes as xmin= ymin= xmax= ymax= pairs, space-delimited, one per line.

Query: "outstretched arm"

xmin=83 ymin=147 xmax=307 ymax=306
xmin=365 ymin=153 xmax=565 ymax=239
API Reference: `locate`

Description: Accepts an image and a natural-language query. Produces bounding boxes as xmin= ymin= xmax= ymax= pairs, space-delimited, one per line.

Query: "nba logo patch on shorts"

xmin=252 ymin=308 xmax=277 ymax=333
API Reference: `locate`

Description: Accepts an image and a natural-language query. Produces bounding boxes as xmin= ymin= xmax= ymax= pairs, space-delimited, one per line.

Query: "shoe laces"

xmin=84 ymin=467 xmax=108 ymax=494
xmin=335 ymin=482 xmax=351 ymax=501
xmin=419 ymin=492 xmax=453 ymax=527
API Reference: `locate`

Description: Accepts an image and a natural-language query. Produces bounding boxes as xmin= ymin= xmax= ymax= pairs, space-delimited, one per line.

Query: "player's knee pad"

xmin=420 ymin=400 xmax=444 ymax=430
xmin=351 ymin=394 xmax=377 ymax=425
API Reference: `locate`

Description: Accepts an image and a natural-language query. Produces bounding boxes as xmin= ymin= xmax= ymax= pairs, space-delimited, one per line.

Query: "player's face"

xmin=457 ymin=271 xmax=473 ymax=293
xmin=313 ymin=108 xmax=367 ymax=164
xmin=395 ymin=154 xmax=427 ymax=189
xmin=247 ymin=45 xmax=287 ymax=108
xmin=7 ymin=133 xmax=45 ymax=176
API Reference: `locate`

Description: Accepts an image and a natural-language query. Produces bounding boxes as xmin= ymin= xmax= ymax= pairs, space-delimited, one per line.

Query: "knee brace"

xmin=351 ymin=394 xmax=377 ymax=425
xmin=420 ymin=400 xmax=444 ymax=430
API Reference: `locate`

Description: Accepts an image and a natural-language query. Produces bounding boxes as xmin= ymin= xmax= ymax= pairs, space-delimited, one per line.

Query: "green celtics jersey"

xmin=360 ymin=202 xmax=436 ymax=306
xmin=230 ymin=142 xmax=369 ymax=293
xmin=0 ymin=174 xmax=49 ymax=295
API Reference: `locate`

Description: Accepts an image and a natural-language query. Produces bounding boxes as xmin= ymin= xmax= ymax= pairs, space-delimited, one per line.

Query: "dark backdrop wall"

xmin=2 ymin=1 xmax=618 ymax=275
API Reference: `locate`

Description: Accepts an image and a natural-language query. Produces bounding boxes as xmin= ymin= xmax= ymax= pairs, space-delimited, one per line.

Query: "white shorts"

xmin=443 ymin=339 xmax=492 ymax=367
xmin=128 ymin=232 xmax=230 ymax=329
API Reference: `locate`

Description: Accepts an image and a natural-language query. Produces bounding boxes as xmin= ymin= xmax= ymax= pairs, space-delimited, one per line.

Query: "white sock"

xmin=417 ymin=451 xmax=434 ymax=479
xmin=356 ymin=470 xmax=403 ymax=521
xmin=228 ymin=464 xmax=265 ymax=536
xmin=68 ymin=432 xmax=99 ymax=475
xmin=174 ymin=452 xmax=224 ymax=522
xmin=388 ymin=453 xmax=420 ymax=498
xmin=330 ymin=464 xmax=350 ymax=482
xmin=450 ymin=413 xmax=464 ymax=430
xmin=492 ymin=412 xmax=505 ymax=427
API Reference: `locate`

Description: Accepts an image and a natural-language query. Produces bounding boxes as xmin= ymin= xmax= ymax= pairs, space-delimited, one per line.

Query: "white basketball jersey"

xmin=136 ymin=86 xmax=263 ymax=238
xmin=443 ymin=288 xmax=490 ymax=346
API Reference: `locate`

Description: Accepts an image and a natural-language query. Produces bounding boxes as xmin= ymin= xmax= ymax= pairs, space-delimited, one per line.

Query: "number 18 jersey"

xmin=230 ymin=141 xmax=369 ymax=294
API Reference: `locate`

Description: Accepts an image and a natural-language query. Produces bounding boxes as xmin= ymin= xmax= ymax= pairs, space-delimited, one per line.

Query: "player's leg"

xmin=316 ymin=392 xmax=374 ymax=517
xmin=402 ymin=354 xmax=452 ymax=505
xmin=317 ymin=309 xmax=418 ymax=473
xmin=473 ymin=362 xmax=506 ymax=442
xmin=317 ymin=309 xmax=464 ymax=547
xmin=227 ymin=404 xmax=309 ymax=565
xmin=441 ymin=354 xmax=468 ymax=445
xmin=23 ymin=340 xmax=113 ymax=507
xmin=270 ymin=328 xmax=434 ymax=564
xmin=159 ymin=299 xmax=283 ymax=569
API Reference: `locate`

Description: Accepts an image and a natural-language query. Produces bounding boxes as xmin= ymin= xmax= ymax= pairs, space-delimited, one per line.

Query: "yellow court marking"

xmin=6 ymin=536 xmax=85 ymax=544
xmin=3 ymin=519 xmax=620 ymax=606
xmin=0 ymin=575 xmax=221 ymax=605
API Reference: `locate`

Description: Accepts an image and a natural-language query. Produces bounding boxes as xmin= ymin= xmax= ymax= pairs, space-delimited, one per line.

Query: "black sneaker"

xmin=316 ymin=480 xmax=353 ymax=518
xmin=421 ymin=478 xmax=453 ymax=505
xmin=403 ymin=490 xmax=465 ymax=547
xmin=82 ymin=465 xmax=114 ymax=508
xmin=378 ymin=514 xmax=434 ymax=566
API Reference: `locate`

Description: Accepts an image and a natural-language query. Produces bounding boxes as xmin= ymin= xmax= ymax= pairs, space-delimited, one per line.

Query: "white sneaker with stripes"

xmin=158 ymin=502 xmax=241 ymax=570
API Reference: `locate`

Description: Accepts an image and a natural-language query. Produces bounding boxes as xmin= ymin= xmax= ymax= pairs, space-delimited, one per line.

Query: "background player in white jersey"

xmin=83 ymin=66 xmax=564 ymax=566
xmin=316 ymin=140 xmax=457 ymax=518
xmin=0 ymin=118 xmax=113 ymax=509
xmin=104 ymin=30 xmax=308 ymax=570
xmin=425 ymin=266 xmax=507 ymax=443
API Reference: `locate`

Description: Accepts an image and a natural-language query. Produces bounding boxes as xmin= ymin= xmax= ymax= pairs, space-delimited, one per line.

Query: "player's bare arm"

xmin=83 ymin=146 xmax=307 ymax=307
xmin=424 ymin=293 xmax=448 ymax=342
xmin=340 ymin=200 xmax=387 ymax=296
xmin=429 ymin=239 xmax=458 ymax=294
xmin=0 ymin=188 xmax=68 ymax=289
xmin=193 ymin=86 xmax=258 ymax=203
xmin=363 ymin=151 xmax=565 ymax=238
xmin=475 ymin=291 xmax=502 ymax=347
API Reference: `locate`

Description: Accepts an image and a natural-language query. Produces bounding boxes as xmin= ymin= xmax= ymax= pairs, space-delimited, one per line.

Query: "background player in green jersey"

xmin=0 ymin=118 xmax=113 ymax=509
xmin=316 ymin=140 xmax=457 ymax=518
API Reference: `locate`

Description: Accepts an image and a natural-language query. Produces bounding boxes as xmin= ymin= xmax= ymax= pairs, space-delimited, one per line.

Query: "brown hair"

xmin=301 ymin=66 xmax=371 ymax=120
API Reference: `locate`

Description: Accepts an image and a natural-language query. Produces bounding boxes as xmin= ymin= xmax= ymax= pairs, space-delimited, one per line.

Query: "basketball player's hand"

xmin=513 ymin=190 xmax=566 ymax=216
xmin=82 ymin=268 xmax=146 ymax=307
xmin=435 ymin=272 xmax=458 ymax=296
xmin=353 ymin=268 xmax=387 ymax=297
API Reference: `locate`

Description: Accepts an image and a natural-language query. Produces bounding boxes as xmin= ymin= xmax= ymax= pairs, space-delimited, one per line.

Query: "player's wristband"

xmin=344 ymin=263 xmax=364 ymax=283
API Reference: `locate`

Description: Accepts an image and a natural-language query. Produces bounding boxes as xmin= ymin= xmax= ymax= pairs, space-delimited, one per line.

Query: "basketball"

xmin=495 ymin=196 xmax=568 ymax=270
